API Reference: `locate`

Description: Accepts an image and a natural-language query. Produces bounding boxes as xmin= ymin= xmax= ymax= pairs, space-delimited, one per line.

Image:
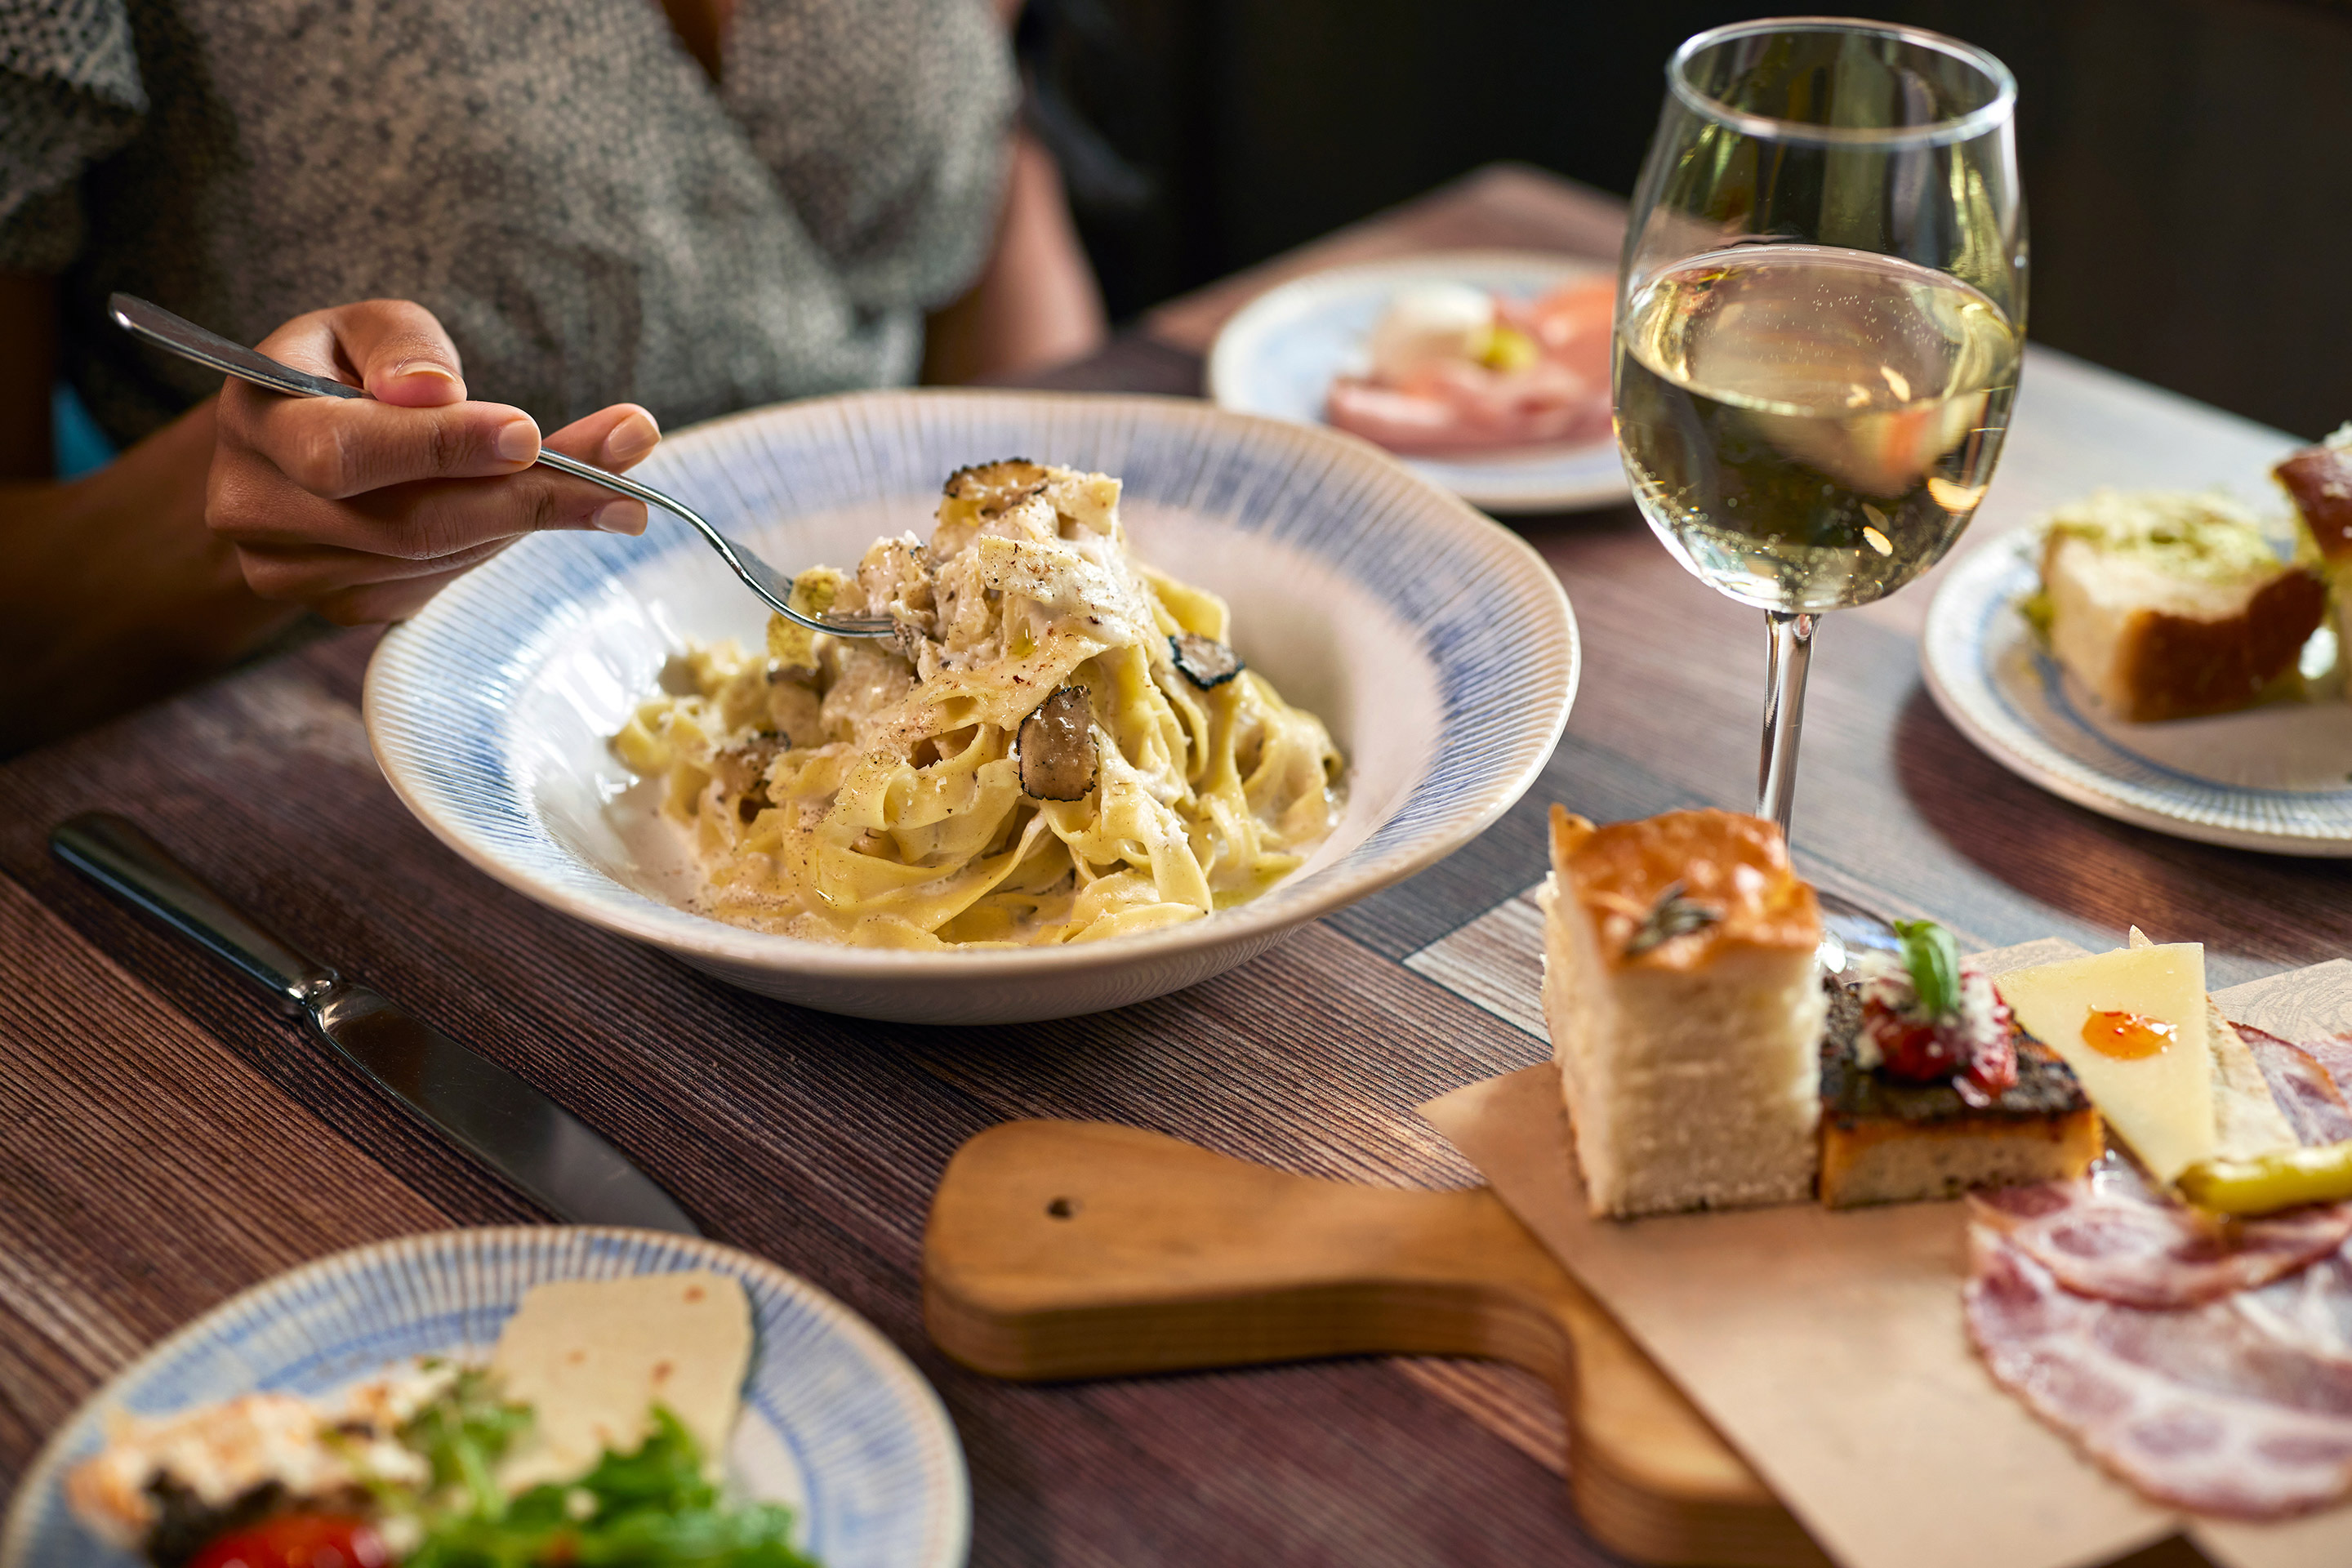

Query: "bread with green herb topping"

xmin=1818 ymin=982 xmax=2101 ymax=1209
xmin=2035 ymin=489 xmax=2326 ymax=722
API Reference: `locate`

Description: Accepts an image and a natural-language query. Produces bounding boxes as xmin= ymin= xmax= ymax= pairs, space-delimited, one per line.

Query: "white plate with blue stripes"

xmin=1922 ymin=529 xmax=2352 ymax=856
xmin=1207 ymin=250 xmax=1628 ymax=514
xmin=0 ymin=1229 xmax=968 ymax=1568
xmin=361 ymin=389 xmax=1578 ymax=1023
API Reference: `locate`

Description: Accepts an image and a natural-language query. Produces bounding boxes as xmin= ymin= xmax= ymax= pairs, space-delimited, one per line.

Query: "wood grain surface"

xmin=924 ymin=1119 xmax=1821 ymax=1568
xmin=2 ymin=165 xmax=2344 ymax=1567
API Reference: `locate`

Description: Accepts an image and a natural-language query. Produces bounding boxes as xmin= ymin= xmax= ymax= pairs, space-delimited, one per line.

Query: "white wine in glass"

xmin=1615 ymin=20 xmax=2027 ymax=834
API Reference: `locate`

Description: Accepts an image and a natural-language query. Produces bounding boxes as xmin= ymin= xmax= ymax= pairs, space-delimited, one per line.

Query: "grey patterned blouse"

xmin=0 ymin=0 xmax=1016 ymax=447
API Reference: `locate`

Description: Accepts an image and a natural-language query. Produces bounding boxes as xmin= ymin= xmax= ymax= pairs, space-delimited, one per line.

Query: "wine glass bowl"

xmin=1613 ymin=18 xmax=2026 ymax=830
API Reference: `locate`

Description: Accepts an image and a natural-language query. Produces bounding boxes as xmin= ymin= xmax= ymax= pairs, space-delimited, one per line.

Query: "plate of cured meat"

xmin=1206 ymin=250 xmax=1628 ymax=514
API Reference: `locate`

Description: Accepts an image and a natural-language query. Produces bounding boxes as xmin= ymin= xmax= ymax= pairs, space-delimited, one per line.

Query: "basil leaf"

xmin=1894 ymin=919 xmax=1961 ymax=1019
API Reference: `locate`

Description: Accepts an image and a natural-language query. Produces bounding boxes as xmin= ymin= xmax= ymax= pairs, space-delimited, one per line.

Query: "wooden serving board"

xmin=923 ymin=1118 xmax=1822 ymax=1568
xmin=923 ymin=956 xmax=2352 ymax=1568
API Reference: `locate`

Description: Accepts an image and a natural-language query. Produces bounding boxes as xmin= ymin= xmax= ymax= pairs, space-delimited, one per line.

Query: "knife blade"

xmin=50 ymin=812 xmax=699 ymax=1236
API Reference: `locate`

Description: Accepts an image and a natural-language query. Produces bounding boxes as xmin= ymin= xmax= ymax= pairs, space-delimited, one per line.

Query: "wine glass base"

xmin=1817 ymin=888 xmax=1900 ymax=978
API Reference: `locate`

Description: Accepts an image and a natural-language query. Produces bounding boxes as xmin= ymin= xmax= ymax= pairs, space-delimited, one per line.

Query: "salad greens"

xmin=388 ymin=1371 xmax=815 ymax=1567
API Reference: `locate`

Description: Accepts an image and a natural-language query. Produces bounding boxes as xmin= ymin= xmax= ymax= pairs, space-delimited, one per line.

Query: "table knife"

xmin=51 ymin=812 xmax=699 ymax=1236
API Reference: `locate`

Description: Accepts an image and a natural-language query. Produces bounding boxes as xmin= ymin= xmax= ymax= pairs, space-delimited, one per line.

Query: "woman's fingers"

xmin=541 ymin=403 xmax=662 ymax=537
xmin=260 ymin=299 xmax=472 ymax=407
xmin=220 ymin=304 xmax=541 ymax=500
xmin=213 ymin=401 xmax=663 ymax=555
xmin=311 ymin=561 xmax=500 ymax=627
xmin=234 ymin=534 xmax=523 ymax=602
xmin=205 ymin=293 xmax=667 ymax=623
xmin=226 ymin=393 xmax=541 ymax=500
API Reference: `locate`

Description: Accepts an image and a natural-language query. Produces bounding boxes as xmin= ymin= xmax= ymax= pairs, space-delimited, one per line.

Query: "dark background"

xmin=1027 ymin=0 xmax=2352 ymax=439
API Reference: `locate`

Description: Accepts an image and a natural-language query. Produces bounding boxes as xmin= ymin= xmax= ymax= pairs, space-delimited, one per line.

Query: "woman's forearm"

xmin=0 ymin=399 xmax=302 ymax=754
xmin=923 ymin=132 xmax=1108 ymax=385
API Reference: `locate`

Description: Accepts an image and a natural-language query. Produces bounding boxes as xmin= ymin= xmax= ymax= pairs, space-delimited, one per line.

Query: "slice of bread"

xmin=1539 ymin=805 xmax=1824 ymax=1218
xmin=1817 ymin=986 xmax=2102 ymax=1209
xmin=2274 ymin=431 xmax=2352 ymax=666
xmin=2038 ymin=490 xmax=2327 ymax=722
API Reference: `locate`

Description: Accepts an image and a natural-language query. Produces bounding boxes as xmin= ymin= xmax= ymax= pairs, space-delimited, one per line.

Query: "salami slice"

xmin=1965 ymin=1230 xmax=2352 ymax=1517
xmin=2237 ymin=1022 xmax=2352 ymax=1145
xmin=1968 ymin=1160 xmax=2352 ymax=1308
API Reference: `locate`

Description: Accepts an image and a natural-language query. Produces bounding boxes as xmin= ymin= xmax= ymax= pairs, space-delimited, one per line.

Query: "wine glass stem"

xmin=1757 ymin=609 xmax=1818 ymax=838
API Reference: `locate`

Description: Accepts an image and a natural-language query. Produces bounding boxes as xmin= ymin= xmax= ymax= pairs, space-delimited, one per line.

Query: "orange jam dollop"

xmin=2082 ymin=1009 xmax=2176 ymax=1060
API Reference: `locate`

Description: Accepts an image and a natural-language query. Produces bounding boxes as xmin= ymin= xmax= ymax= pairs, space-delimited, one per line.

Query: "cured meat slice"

xmin=1969 ymin=1159 xmax=2352 ymax=1308
xmin=2237 ymin=1250 xmax=2352 ymax=1363
xmin=2238 ymin=1022 xmax=2352 ymax=1144
xmin=1965 ymin=1230 xmax=2352 ymax=1517
xmin=1324 ymin=278 xmax=1616 ymax=457
xmin=2294 ymin=1031 xmax=2352 ymax=1097
xmin=1325 ymin=360 xmax=1608 ymax=456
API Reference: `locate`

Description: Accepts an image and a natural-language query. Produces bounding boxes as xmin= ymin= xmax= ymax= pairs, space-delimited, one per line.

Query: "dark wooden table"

xmin=3 ymin=165 xmax=2343 ymax=1568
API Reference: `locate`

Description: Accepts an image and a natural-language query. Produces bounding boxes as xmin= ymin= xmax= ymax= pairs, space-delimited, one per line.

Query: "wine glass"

xmin=1615 ymin=19 xmax=2026 ymax=839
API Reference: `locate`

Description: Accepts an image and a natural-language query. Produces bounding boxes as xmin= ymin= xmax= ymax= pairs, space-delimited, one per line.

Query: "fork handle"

xmin=112 ymin=293 xmax=365 ymax=403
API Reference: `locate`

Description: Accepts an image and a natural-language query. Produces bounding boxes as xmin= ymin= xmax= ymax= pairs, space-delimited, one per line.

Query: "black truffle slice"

xmin=1169 ymin=632 xmax=1244 ymax=689
xmin=943 ymin=458 xmax=1049 ymax=516
xmin=1018 ymin=685 xmax=1098 ymax=800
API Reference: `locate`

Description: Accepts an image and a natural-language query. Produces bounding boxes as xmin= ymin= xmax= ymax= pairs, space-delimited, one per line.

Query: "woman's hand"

xmin=208 ymin=299 xmax=663 ymax=624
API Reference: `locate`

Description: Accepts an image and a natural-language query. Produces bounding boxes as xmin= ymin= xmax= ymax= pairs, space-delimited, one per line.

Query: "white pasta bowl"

xmin=363 ymin=390 xmax=1578 ymax=1023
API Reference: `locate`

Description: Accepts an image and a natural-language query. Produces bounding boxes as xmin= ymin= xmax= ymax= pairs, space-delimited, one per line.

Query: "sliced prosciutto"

xmin=1325 ymin=360 xmax=1608 ymax=455
xmin=1325 ymin=278 xmax=1615 ymax=457
xmin=2237 ymin=1022 xmax=2352 ymax=1145
xmin=1968 ymin=1159 xmax=2352 ymax=1309
xmin=1966 ymin=1230 xmax=2352 ymax=1517
xmin=2292 ymin=1031 xmax=2352 ymax=1098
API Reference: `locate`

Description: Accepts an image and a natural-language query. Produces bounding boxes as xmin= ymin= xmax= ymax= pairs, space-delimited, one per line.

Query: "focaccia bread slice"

xmin=1539 ymin=805 xmax=1825 ymax=1218
xmin=2037 ymin=489 xmax=2326 ymax=722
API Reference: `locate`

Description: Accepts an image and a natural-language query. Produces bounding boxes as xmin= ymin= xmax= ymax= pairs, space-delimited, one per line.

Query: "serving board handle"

xmin=923 ymin=1119 xmax=1826 ymax=1567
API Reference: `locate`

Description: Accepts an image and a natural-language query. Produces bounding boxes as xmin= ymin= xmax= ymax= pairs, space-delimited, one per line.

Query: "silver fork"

xmin=109 ymin=293 xmax=896 ymax=639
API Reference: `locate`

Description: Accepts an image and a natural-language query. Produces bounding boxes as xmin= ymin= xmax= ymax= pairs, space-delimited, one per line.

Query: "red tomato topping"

xmin=1862 ymin=982 xmax=2018 ymax=1101
xmin=188 ymin=1515 xmax=388 ymax=1568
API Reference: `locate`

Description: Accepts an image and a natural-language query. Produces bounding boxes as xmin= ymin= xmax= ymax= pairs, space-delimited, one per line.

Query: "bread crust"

xmin=1548 ymin=804 xmax=1820 ymax=972
xmin=2277 ymin=445 xmax=2352 ymax=563
xmin=2107 ymin=568 xmax=2328 ymax=722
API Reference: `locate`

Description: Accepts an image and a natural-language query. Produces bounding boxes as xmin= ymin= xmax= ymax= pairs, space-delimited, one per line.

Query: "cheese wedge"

xmin=492 ymin=1270 xmax=753 ymax=1490
xmin=2126 ymin=927 xmax=2296 ymax=1162
xmin=1993 ymin=942 xmax=2214 ymax=1183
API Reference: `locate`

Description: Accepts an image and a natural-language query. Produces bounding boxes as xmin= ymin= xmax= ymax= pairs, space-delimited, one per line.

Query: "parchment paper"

xmin=1418 ymin=945 xmax=2352 ymax=1568
xmin=2188 ymin=963 xmax=2352 ymax=1568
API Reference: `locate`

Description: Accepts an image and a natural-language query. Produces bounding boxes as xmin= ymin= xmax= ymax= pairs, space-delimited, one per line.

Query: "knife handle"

xmin=51 ymin=812 xmax=341 ymax=1011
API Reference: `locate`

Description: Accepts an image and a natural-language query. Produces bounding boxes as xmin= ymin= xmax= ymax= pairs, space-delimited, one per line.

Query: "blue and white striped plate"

xmin=1922 ymin=529 xmax=2352 ymax=855
xmin=0 ymin=1229 xmax=967 ymax=1568
xmin=1206 ymin=250 xmax=1627 ymax=514
xmin=362 ymin=389 xmax=1578 ymax=1022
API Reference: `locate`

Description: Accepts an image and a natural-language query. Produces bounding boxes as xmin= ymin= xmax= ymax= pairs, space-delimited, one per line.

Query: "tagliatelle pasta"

xmin=612 ymin=461 xmax=1345 ymax=949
